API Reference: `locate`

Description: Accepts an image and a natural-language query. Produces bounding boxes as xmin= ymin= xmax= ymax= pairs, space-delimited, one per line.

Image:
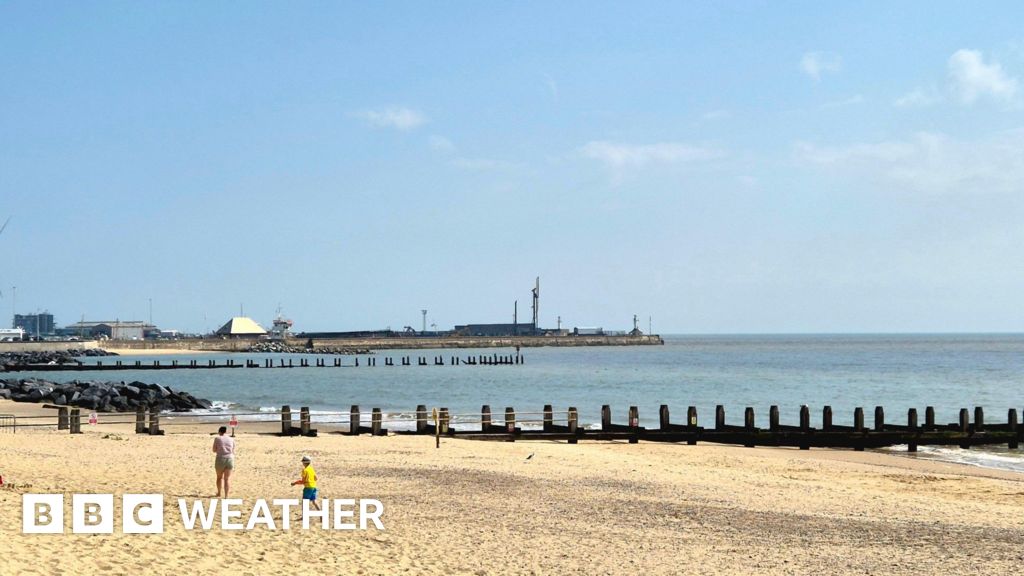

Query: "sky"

xmin=1 ymin=1 xmax=1023 ymax=334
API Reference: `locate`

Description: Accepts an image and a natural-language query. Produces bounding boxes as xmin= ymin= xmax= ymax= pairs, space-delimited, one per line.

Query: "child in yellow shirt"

xmin=291 ymin=455 xmax=320 ymax=511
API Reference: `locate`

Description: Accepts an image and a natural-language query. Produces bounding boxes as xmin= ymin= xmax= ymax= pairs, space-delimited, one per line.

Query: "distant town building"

xmin=215 ymin=316 xmax=267 ymax=337
xmin=62 ymin=320 xmax=147 ymax=340
xmin=452 ymin=323 xmax=537 ymax=337
xmin=13 ymin=312 xmax=55 ymax=336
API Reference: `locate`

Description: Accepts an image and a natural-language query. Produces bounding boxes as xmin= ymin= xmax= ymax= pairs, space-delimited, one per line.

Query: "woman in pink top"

xmin=212 ymin=426 xmax=235 ymax=498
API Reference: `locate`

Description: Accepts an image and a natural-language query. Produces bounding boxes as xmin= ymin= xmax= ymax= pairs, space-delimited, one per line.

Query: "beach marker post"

xmin=687 ymin=406 xmax=698 ymax=445
xmin=348 ymin=405 xmax=359 ymax=436
xmin=853 ymin=407 xmax=864 ymax=451
xmin=743 ymin=407 xmax=755 ymax=448
xmin=432 ymin=408 xmax=439 ymax=449
xmin=659 ymin=405 xmax=671 ymax=432
xmin=481 ymin=405 xmax=492 ymax=431
xmin=1008 ymin=408 xmax=1019 ymax=450
xmin=543 ymin=405 xmax=553 ymax=432
xmin=799 ymin=405 xmax=810 ymax=450
xmin=567 ymin=407 xmax=578 ymax=444
xmin=959 ymin=408 xmax=970 ymax=449
xmin=715 ymin=405 xmax=725 ymax=431
xmin=974 ymin=406 xmax=984 ymax=432
xmin=601 ymin=405 xmax=611 ymax=432
xmin=505 ymin=407 xmax=516 ymax=442
xmin=769 ymin=405 xmax=780 ymax=434
xmin=874 ymin=406 xmax=885 ymax=432
xmin=628 ymin=406 xmax=639 ymax=444
xmin=907 ymin=408 xmax=918 ymax=452
xmin=925 ymin=406 xmax=935 ymax=431
xmin=57 ymin=407 xmax=69 ymax=431
xmin=371 ymin=408 xmax=383 ymax=436
xmin=823 ymin=405 xmax=833 ymax=431
xmin=69 ymin=409 xmax=81 ymax=434
xmin=439 ymin=408 xmax=450 ymax=435
xmin=416 ymin=405 xmax=427 ymax=434
xmin=148 ymin=408 xmax=161 ymax=435
xmin=281 ymin=405 xmax=292 ymax=435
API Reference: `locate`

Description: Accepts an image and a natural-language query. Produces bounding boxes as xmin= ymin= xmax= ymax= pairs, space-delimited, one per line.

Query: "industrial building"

xmin=215 ymin=316 xmax=267 ymax=337
xmin=61 ymin=320 xmax=149 ymax=340
xmin=13 ymin=312 xmax=55 ymax=337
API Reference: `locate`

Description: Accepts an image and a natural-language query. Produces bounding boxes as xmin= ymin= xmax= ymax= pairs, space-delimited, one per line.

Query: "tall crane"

xmin=531 ymin=277 xmax=539 ymax=333
xmin=0 ymin=216 xmax=9 ymax=300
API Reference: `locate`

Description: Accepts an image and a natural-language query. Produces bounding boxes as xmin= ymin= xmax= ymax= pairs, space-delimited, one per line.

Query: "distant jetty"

xmin=82 ymin=333 xmax=664 ymax=353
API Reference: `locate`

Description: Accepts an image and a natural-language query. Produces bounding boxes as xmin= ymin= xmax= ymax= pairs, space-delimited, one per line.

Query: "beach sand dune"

xmin=1 ymin=401 xmax=1022 ymax=575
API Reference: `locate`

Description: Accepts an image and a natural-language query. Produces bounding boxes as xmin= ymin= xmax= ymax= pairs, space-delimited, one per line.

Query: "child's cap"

xmin=301 ymin=455 xmax=311 ymax=463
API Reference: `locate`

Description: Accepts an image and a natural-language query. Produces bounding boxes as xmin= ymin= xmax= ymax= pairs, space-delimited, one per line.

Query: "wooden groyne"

xmin=5 ymin=353 xmax=525 ymax=372
xmin=9 ymin=403 xmax=1020 ymax=453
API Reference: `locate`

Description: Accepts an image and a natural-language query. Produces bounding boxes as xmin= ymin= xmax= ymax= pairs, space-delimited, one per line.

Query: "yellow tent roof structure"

xmin=215 ymin=316 xmax=267 ymax=336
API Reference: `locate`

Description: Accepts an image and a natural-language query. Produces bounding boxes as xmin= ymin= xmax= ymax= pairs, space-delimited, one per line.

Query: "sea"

xmin=11 ymin=333 xmax=1024 ymax=472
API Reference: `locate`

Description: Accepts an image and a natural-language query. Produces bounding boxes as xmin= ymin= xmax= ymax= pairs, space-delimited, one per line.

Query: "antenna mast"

xmin=531 ymin=277 xmax=539 ymax=333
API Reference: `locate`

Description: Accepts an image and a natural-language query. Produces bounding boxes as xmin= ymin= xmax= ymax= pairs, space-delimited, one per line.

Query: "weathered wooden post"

xmin=543 ymin=404 xmax=553 ymax=432
xmin=300 ymin=407 xmax=311 ymax=436
xmin=601 ymin=405 xmax=611 ymax=432
xmin=481 ymin=405 xmax=492 ymax=431
xmin=686 ymin=406 xmax=698 ymax=445
xmin=416 ymin=405 xmax=427 ymax=434
xmin=1008 ymin=408 xmax=1019 ymax=450
xmin=57 ymin=407 xmax=69 ymax=431
xmin=874 ymin=406 xmax=885 ymax=432
xmin=371 ymin=408 xmax=382 ymax=436
xmin=439 ymin=408 xmax=450 ymax=435
xmin=281 ymin=405 xmax=292 ymax=435
xmin=907 ymin=408 xmax=918 ymax=453
xmin=854 ymin=407 xmax=864 ymax=452
xmin=769 ymin=405 xmax=780 ymax=433
xmin=959 ymin=408 xmax=970 ymax=449
xmin=659 ymin=405 xmax=671 ymax=432
xmin=134 ymin=406 xmax=145 ymax=434
xmin=743 ymin=407 xmax=755 ymax=447
xmin=567 ymin=407 xmax=578 ymax=444
xmin=628 ymin=406 xmax=639 ymax=444
xmin=799 ymin=405 xmax=810 ymax=450
xmin=974 ymin=406 xmax=984 ymax=432
xmin=70 ymin=409 xmax=82 ymax=434
xmin=148 ymin=408 xmax=160 ymax=436
xmin=715 ymin=405 xmax=725 ymax=431
xmin=505 ymin=407 xmax=516 ymax=442
xmin=823 ymin=405 xmax=833 ymax=431
xmin=350 ymin=405 xmax=361 ymax=436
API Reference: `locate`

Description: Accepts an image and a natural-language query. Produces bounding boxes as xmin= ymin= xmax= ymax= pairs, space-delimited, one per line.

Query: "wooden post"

xmin=659 ymin=404 xmax=671 ymax=431
xmin=743 ymin=407 xmax=755 ymax=447
xmin=505 ymin=407 xmax=515 ymax=442
xmin=350 ymin=405 xmax=360 ymax=436
xmin=628 ymin=406 xmax=639 ymax=444
xmin=1008 ymin=408 xmax=1019 ymax=450
xmin=974 ymin=406 xmax=984 ymax=432
xmin=481 ymin=405 xmax=491 ymax=431
xmin=543 ymin=404 xmax=553 ymax=432
xmin=715 ymin=405 xmax=725 ymax=431
xmin=823 ymin=405 xmax=833 ymax=431
xmin=148 ymin=409 xmax=160 ymax=436
xmin=924 ymin=406 xmax=935 ymax=430
xmin=799 ymin=405 xmax=810 ymax=450
xmin=567 ymin=407 xmax=578 ymax=444
xmin=439 ymin=408 xmax=450 ymax=435
xmin=959 ymin=408 xmax=970 ymax=449
xmin=874 ymin=406 xmax=885 ymax=432
xmin=854 ymin=407 xmax=864 ymax=452
xmin=281 ymin=405 xmax=292 ymax=435
xmin=686 ymin=406 xmax=698 ymax=445
xmin=601 ymin=405 xmax=611 ymax=432
xmin=69 ymin=409 xmax=81 ymax=434
xmin=372 ymin=408 xmax=382 ymax=436
xmin=57 ymin=407 xmax=69 ymax=431
xmin=907 ymin=408 xmax=918 ymax=453
xmin=769 ymin=405 xmax=780 ymax=433
xmin=416 ymin=405 xmax=427 ymax=434
xmin=300 ymin=407 xmax=310 ymax=436
xmin=135 ymin=406 xmax=145 ymax=434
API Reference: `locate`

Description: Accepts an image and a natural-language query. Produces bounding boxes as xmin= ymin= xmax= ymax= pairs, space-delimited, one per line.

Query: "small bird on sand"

xmin=525 ymin=453 xmax=534 ymax=461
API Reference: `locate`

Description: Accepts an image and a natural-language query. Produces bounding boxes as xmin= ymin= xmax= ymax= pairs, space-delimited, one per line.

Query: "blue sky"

xmin=2 ymin=2 xmax=1023 ymax=333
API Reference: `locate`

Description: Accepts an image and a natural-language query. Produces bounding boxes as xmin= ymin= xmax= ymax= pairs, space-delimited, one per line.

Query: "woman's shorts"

xmin=215 ymin=456 xmax=234 ymax=471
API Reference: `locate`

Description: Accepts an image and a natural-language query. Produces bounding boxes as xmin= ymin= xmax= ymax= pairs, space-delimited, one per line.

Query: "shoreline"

xmin=1 ymin=399 xmax=1021 ymax=575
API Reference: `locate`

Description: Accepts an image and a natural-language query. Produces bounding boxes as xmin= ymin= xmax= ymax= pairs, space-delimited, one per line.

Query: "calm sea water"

xmin=10 ymin=334 xmax=1024 ymax=470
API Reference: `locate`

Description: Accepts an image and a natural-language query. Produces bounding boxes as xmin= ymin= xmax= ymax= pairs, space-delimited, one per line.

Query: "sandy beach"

xmin=1 ymin=399 xmax=1022 ymax=576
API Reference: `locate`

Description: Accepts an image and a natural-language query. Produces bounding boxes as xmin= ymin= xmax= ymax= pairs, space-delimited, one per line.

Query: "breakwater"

xmin=0 ymin=378 xmax=212 ymax=412
xmin=96 ymin=334 xmax=663 ymax=353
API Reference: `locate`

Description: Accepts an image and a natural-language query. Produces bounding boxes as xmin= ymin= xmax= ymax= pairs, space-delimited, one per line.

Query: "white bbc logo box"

xmin=23 ymin=494 xmax=164 ymax=534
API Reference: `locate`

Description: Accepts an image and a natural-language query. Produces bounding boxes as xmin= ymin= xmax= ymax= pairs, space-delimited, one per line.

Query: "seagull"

xmin=525 ymin=453 xmax=534 ymax=461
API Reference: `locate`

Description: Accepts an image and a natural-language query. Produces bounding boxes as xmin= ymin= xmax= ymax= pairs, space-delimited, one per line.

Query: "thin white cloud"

xmin=580 ymin=141 xmax=724 ymax=169
xmin=820 ymin=94 xmax=865 ymax=109
xmin=893 ymin=88 xmax=941 ymax=108
xmin=948 ymin=49 xmax=1018 ymax=104
xmin=795 ymin=130 xmax=1024 ymax=195
xmin=800 ymin=52 xmax=841 ymax=81
xmin=354 ymin=107 xmax=428 ymax=130
xmin=429 ymin=135 xmax=456 ymax=153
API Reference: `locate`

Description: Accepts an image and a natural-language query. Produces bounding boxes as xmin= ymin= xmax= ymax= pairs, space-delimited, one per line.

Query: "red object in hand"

xmin=0 ymin=474 xmax=5 ymax=486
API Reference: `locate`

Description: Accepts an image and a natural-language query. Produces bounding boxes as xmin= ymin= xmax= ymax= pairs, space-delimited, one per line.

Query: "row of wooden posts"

xmin=48 ymin=403 xmax=1023 ymax=451
xmin=13 ymin=354 xmax=525 ymax=372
